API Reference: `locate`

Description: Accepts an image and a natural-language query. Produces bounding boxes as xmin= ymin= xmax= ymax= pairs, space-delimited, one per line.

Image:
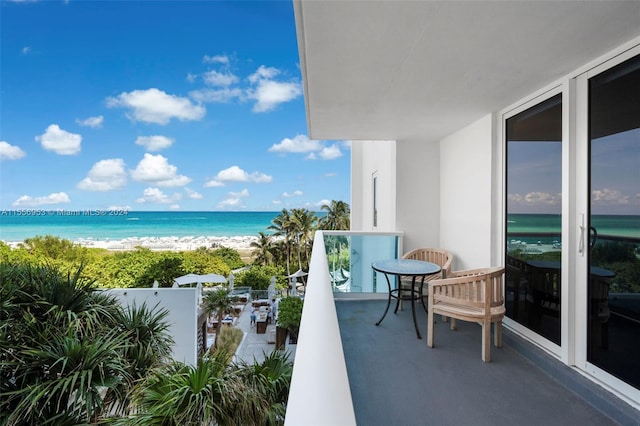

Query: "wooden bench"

xmin=427 ymin=267 xmax=505 ymax=362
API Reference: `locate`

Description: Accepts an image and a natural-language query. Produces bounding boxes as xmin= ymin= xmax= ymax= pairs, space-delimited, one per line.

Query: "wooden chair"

xmin=427 ymin=266 xmax=505 ymax=362
xmin=399 ymin=248 xmax=453 ymax=309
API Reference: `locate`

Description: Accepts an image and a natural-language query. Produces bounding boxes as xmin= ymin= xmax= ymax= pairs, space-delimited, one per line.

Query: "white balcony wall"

xmin=351 ymin=140 xmax=396 ymax=231
xmin=439 ymin=114 xmax=495 ymax=270
xmin=107 ymin=288 xmax=199 ymax=366
xmin=396 ymin=139 xmax=440 ymax=253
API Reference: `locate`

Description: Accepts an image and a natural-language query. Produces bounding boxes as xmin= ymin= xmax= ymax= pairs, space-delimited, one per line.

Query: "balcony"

xmin=284 ymin=231 xmax=639 ymax=425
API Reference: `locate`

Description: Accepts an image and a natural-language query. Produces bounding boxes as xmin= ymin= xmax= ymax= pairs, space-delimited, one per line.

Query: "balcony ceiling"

xmin=293 ymin=0 xmax=640 ymax=142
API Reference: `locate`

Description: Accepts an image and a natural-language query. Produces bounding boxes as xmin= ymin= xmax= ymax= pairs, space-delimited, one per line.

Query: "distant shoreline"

xmin=2 ymin=235 xmax=260 ymax=252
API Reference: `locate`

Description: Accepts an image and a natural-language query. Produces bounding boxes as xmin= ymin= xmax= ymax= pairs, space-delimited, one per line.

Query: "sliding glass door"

xmin=587 ymin=54 xmax=640 ymax=389
xmin=505 ymin=93 xmax=563 ymax=346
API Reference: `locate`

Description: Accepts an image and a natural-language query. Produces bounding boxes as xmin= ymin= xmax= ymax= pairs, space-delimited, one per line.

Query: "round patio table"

xmin=372 ymin=259 xmax=441 ymax=339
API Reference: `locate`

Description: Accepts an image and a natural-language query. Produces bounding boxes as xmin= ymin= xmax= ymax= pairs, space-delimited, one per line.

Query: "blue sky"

xmin=0 ymin=0 xmax=350 ymax=212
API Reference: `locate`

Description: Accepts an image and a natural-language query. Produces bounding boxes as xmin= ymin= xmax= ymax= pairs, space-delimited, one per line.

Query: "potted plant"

xmin=276 ymin=296 xmax=303 ymax=344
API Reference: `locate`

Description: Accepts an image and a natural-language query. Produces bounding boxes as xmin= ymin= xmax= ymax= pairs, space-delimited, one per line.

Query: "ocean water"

xmin=1 ymin=211 xmax=636 ymax=243
xmin=507 ymin=213 xmax=640 ymax=244
xmin=0 ymin=211 xmax=289 ymax=242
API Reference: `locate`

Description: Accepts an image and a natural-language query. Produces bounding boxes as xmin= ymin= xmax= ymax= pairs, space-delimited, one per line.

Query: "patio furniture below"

xmin=427 ymin=267 xmax=505 ymax=362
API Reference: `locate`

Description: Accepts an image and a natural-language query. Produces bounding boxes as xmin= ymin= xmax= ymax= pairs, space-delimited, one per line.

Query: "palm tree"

xmin=319 ymin=201 xmax=351 ymax=288
xmin=0 ymin=263 xmax=129 ymax=423
xmin=289 ymin=208 xmax=317 ymax=272
xmin=123 ymin=350 xmax=293 ymax=426
xmin=202 ymin=288 xmax=237 ymax=349
xmin=251 ymin=231 xmax=274 ymax=266
xmin=268 ymin=209 xmax=294 ymax=276
xmin=319 ymin=200 xmax=350 ymax=230
xmin=0 ymin=262 xmax=175 ymax=424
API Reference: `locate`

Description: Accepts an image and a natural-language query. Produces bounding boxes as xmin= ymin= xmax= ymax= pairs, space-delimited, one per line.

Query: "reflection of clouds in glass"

xmin=524 ymin=192 xmax=559 ymax=204
xmin=592 ymin=188 xmax=630 ymax=205
xmin=591 ymin=129 xmax=639 ymax=214
xmin=507 ymin=141 xmax=562 ymax=214
xmin=509 ymin=192 xmax=561 ymax=205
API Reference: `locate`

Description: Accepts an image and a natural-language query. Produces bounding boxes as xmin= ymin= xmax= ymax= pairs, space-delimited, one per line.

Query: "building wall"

xmin=107 ymin=288 xmax=199 ymax=366
xmin=350 ymin=140 xmax=396 ymax=232
xmin=395 ymin=139 xmax=440 ymax=253
xmin=439 ymin=114 xmax=494 ymax=270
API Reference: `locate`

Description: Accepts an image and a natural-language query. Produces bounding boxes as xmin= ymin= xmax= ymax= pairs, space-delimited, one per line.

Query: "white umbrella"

xmin=287 ymin=269 xmax=308 ymax=296
xmin=173 ymin=273 xmax=227 ymax=286
xmin=286 ymin=269 xmax=308 ymax=278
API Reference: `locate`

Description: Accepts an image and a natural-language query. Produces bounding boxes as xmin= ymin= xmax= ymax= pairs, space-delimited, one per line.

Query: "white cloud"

xmin=592 ymin=188 xmax=629 ymax=204
xmin=203 ymin=179 xmax=224 ymax=188
xmin=216 ymin=187 xmax=250 ymax=209
xmin=248 ymin=65 xmax=279 ymax=83
xmin=304 ymin=199 xmax=331 ymax=209
xmin=77 ymin=158 xmax=127 ymax=191
xmin=249 ymin=80 xmax=302 ymax=113
xmin=269 ymin=135 xmax=343 ymax=161
xmin=131 ymin=153 xmax=191 ymax=187
xmin=106 ymin=88 xmax=205 ymax=125
xmin=136 ymin=187 xmax=182 ymax=204
xmin=508 ymin=193 xmax=523 ymax=203
xmin=523 ymin=191 xmax=559 ymax=205
xmin=229 ymin=188 xmax=250 ymax=198
xmin=21 ymin=46 xmax=31 ymax=55
xmin=203 ymin=70 xmax=238 ymax=87
xmin=76 ymin=115 xmax=104 ymax=128
xmin=0 ymin=141 xmax=26 ymax=160
xmin=247 ymin=65 xmax=302 ymax=112
xmin=135 ymin=135 xmax=174 ymax=152
xmin=12 ymin=192 xmax=70 ymax=207
xmin=169 ymin=204 xmax=181 ymax=210
xmin=189 ymin=87 xmax=243 ymax=103
xmin=203 ymin=54 xmax=229 ymax=65
xmin=204 ymin=165 xmax=272 ymax=187
xmin=217 ymin=197 xmax=245 ymax=209
xmin=269 ymin=134 xmax=322 ymax=154
xmin=282 ymin=190 xmax=303 ymax=198
xmin=184 ymin=187 xmax=203 ymax=199
xmin=316 ymin=144 xmax=343 ymax=160
xmin=35 ymin=124 xmax=82 ymax=155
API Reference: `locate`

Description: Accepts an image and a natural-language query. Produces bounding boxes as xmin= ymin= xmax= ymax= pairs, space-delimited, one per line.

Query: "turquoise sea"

xmin=0 ymin=211 xmax=290 ymax=242
xmin=0 ymin=211 xmax=637 ymax=243
xmin=507 ymin=213 xmax=640 ymax=244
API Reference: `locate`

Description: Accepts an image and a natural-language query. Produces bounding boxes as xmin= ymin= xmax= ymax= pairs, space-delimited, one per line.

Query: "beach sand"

xmin=4 ymin=235 xmax=259 ymax=253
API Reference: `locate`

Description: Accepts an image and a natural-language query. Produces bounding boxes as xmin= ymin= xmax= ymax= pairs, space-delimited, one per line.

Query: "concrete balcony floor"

xmin=335 ymin=299 xmax=638 ymax=426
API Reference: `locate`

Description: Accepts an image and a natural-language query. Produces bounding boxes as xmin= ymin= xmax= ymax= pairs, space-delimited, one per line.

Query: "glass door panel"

xmin=505 ymin=93 xmax=563 ymax=345
xmin=588 ymin=54 xmax=640 ymax=388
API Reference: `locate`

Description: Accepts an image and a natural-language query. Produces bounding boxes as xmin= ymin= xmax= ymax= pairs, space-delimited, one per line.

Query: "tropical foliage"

xmin=276 ymin=296 xmax=304 ymax=339
xmin=121 ymin=350 xmax=292 ymax=426
xmin=318 ymin=200 xmax=351 ymax=231
xmin=234 ymin=264 xmax=287 ymax=291
xmin=0 ymin=262 xmax=174 ymax=424
xmin=202 ymin=288 xmax=238 ymax=349
xmin=0 ymin=240 xmax=236 ymax=289
xmin=0 ymin=261 xmax=294 ymax=425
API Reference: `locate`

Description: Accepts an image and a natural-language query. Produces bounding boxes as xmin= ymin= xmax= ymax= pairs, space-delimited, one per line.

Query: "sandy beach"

xmin=3 ymin=235 xmax=260 ymax=252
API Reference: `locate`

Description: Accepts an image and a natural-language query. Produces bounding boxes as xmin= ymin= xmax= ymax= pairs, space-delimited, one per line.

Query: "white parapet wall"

xmin=285 ymin=231 xmax=356 ymax=425
xmin=107 ymin=288 xmax=199 ymax=366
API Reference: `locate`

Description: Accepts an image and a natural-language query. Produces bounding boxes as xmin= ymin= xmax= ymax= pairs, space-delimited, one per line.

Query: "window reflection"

xmin=588 ymin=54 xmax=640 ymax=389
xmin=505 ymin=94 xmax=562 ymax=345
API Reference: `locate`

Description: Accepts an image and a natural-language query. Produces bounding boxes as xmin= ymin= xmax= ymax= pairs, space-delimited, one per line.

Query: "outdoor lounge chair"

xmin=427 ymin=266 xmax=506 ymax=362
